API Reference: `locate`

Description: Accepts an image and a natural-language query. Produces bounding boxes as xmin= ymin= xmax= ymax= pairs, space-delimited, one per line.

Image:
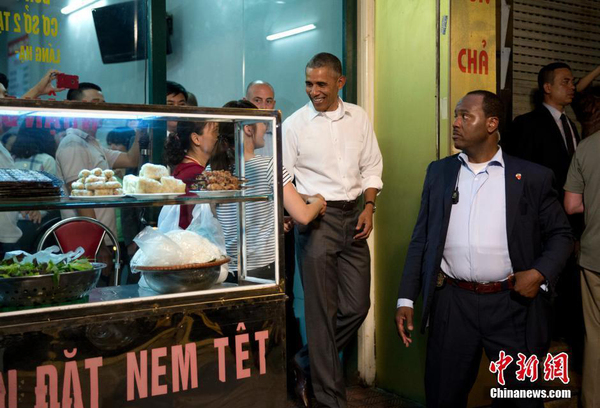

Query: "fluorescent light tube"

xmin=61 ymin=0 xmax=99 ymax=15
xmin=266 ymin=24 xmax=316 ymax=41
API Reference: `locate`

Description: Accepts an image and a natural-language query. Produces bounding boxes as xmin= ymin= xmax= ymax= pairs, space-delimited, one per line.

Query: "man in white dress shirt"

xmin=283 ymin=52 xmax=383 ymax=408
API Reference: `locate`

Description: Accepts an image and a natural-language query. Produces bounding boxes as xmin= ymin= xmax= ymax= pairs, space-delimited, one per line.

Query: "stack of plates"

xmin=0 ymin=169 xmax=63 ymax=199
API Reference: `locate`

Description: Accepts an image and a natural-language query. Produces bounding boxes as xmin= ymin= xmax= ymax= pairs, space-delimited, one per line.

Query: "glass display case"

xmin=0 ymin=99 xmax=287 ymax=408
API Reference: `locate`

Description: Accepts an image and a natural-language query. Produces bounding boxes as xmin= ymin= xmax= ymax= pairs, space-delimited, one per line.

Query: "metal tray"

xmin=0 ymin=263 xmax=106 ymax=308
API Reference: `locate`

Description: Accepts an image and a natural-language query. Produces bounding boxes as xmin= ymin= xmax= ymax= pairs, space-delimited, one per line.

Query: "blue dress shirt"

xmin=441 ymin=147 xmax=513 ymax=282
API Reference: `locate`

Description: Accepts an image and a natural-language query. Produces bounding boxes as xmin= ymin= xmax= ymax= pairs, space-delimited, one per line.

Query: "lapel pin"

xmin=516 ymin=173 xmax=522 ymax=180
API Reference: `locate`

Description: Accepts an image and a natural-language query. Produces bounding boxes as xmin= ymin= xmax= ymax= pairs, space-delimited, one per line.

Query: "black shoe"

xmin=290 ymin=360 xmax=311 ymax=408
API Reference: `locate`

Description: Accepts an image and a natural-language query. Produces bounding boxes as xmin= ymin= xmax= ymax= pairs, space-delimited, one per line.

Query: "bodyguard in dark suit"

xmin=505 ymin=62 xmax=583 ymax=367
xmin=395 ymin=91 xmax=573 ymax=407
xmin=504 ymin=62 xmax=579 ymax=201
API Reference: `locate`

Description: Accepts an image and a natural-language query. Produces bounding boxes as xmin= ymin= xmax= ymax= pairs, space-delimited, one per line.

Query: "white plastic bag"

xmin=4 ymin=246 xmax=85 ymax=264
xmin=157 ymin=205 xmax=181 ymax=233
xmin=153 ymin=203 xmax=229 ymax=283
xmin=130 ymin=227 xmax=184 ymax=268
xmin=188 ymin=204 xmax=229 ymax=283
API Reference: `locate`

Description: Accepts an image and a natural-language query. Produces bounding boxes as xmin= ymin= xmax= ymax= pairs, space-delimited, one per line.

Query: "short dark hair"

xmin=538 ymin=62 xmax=572 ymax=92
xmin=306 ymin=53 xmax=343 ymax=76
xmin=107 ymin=127 xmax=135 ymax=149
xmin=67 ymin=82 xmax=102 ymax=101
xmin=0 ymin=73 xmax=8 ymax=90
xmin=466 ymin=90 xmax=505 ymax=128
xmin=166 ymin=81 xmax=187 ymax=100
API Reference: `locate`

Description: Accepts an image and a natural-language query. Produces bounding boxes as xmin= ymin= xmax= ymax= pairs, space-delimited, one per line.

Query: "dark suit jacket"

xmin=504 ymin=106 xmax=580 ymax=198
xmin=398 ymin=152 xmax=574 ymax=354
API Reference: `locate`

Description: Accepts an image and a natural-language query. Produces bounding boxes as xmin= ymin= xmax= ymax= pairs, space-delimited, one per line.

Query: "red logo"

xmin=489 ymin=350 xmax=513 ymax=386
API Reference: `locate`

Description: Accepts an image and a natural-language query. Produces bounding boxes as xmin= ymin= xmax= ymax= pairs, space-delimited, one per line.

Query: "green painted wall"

xmin=373 ymin=1 xmax=442 ymax=404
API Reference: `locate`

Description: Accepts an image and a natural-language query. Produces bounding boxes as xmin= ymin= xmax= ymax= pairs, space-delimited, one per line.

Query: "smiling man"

xmin=283 ymin=53 xmax=383 ymax=408
xmin=396 ymin=90 xmax=573 ymax=407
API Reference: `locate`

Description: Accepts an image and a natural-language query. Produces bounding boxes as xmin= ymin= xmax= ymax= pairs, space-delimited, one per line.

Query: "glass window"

xmin=165 ymin=0 xmax=344 ymax=117
xmin=0 ymin=0 xmax=149 ymax=103
xmin=0 ymin=101 xmax=282 ymax=313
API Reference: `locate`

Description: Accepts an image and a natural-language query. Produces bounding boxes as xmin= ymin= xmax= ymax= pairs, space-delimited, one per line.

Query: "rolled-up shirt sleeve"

xmin=564 ymin=149 xmax=584 ymax=194
xmin=359 ymin=119 xmax=383 ymax=192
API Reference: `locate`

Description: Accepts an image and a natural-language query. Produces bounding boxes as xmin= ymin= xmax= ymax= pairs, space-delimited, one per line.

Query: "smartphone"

xmin=56 ymin=73 xmax=79 ymax=89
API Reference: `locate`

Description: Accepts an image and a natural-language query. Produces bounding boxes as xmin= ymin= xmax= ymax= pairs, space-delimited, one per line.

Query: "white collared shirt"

xmin=283 ymin=98 xmax=383 ymax=200
xmin=56 ymin=128 xmax=120 ymax=242
xmin=543 ymin=103 xmax=577 ymax=151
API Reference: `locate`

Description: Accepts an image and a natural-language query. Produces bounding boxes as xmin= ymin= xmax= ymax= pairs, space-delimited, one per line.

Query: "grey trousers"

xmin=294 ymin=205 xmax=371 ymax=408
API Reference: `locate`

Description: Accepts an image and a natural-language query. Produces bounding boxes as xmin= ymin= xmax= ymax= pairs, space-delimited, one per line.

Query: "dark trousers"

xmin=553 ymin=254 xmax=584 ymax=371
xmin=294 ymin=206 xmax=370 ymax=408
xmin=426 ymin=283 xmax=544 ymax=408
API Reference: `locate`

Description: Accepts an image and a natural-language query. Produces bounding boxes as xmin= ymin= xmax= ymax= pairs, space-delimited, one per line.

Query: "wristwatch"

xmin=365 ymin=200 xmax=376 ymax=213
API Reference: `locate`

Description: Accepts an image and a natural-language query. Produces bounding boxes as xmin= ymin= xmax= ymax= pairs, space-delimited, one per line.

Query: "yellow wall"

xmin=373 ymin=1 xmax=441 ymax=403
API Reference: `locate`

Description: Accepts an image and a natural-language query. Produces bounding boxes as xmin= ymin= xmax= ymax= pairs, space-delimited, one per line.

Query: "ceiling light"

xmin=266 ymin=24 xmax=316 ymax=41
xmin=61 ymin=0 xmax=99 ymax=15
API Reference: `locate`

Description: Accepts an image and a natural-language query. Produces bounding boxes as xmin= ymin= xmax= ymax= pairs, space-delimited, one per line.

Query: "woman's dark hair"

xmin=164 ymin=120 xmax=209 ymax=167
xmin=12 ymin=127 xmax=54 ymax=159
xmin=210 ymin=99 xmax=257 ymax=171
xmin=107 ymin=127 xmax=135 ymax=149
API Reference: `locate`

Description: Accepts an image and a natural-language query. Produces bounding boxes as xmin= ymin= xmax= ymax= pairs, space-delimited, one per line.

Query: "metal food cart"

xmin=0 ymin=99 xmax=287 ymax=408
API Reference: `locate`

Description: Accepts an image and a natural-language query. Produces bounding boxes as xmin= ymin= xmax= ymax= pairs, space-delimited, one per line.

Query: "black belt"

xmin=326 ymin=200 xmax=357 ymax=210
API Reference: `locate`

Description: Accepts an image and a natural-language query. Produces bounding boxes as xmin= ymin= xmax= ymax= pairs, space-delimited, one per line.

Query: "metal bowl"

xmin=137 ymin=258 xmax=229 ymax=294
xmin=0 ymin=262 xmax=106 ymax=308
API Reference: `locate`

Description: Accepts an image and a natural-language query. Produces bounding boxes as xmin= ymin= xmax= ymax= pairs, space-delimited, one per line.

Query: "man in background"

xmin=245 ymin=80 xmax=275 ymax=110
xmin=56 ymin=82 xmax=140 ymax=282
xmin=505 ymin=62 xmax=583 ymax=365
xmin=506 ymin=62 xmax=579 ymax=193
xmin=245 ymin=80 xmax=276 ymax=157
xmin=166 ymin=81 xmax=188 ymax=136
xmin=564 ymin=70 xmax=600 ymax=408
